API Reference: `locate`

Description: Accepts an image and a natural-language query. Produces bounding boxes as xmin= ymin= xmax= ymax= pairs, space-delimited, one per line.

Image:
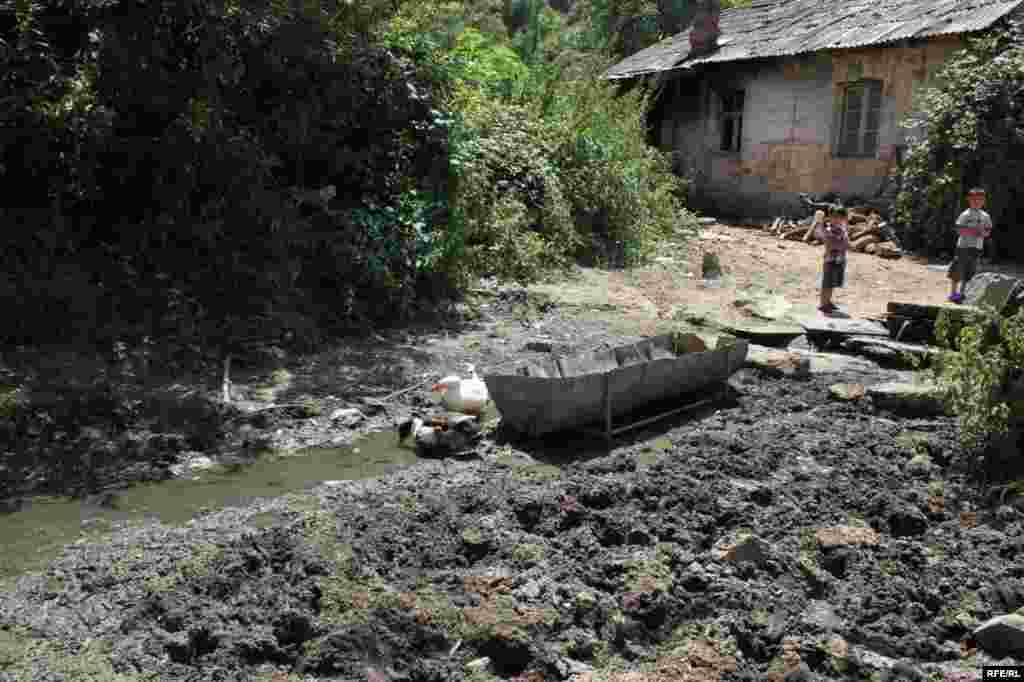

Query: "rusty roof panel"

xmin=603 ymin=0 xmax=1024 ymax=79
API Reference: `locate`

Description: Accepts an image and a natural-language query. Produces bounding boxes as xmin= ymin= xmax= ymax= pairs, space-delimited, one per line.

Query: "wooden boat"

xmin=483 ymin=334 xmax=749 ymax=439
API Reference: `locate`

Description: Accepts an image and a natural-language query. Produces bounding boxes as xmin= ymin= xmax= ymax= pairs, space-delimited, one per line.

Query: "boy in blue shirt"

xmin=948 ymin=188 xmax=993 ymax=303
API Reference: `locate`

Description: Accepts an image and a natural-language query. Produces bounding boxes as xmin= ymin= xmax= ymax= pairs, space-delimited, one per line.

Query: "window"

xmin=719 ymin=90 xmax=744 ymax=152
xmin=838 ymin=80 xmax=883 ymax=157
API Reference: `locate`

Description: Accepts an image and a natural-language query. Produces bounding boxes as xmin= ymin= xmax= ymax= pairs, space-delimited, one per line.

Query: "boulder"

xmin=866 ymin=381 xmax=945 ymax=416
xmin=747 ymin=345 xmax=877 ymax=376
xmin=973 ymin=613 xmax=1024 ymax=658
xmin=829 ymin=383 xmax=866 ymax=401
xmin=963 ymin=272 xmax=1024 ymax=314
xmin=815 ymin=526 xmax=880 ymax=548
xmin=330 ymin=407 xmax=365 ymax=427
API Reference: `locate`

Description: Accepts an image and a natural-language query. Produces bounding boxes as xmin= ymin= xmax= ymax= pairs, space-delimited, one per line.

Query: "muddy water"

xmin=0 ymin=430 xmax=420 ymax=587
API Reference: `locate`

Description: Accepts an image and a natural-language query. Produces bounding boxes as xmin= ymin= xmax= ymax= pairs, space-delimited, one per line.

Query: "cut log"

xmin=848 ymin=211 xmax=868 ymax=224
xmin=783 ymin=226 xmax=806 ymax=241
xmin=849 ymin=221 xmax=881 ymax=241
xmin=851 ymin=234 xmax=881 ymax=252
xmin=874 ymin=241 xmax=902 ymax=259
xmin=865 ymin=243 xmax=878 ymax=255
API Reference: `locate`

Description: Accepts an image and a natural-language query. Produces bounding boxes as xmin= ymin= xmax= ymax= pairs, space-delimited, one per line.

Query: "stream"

xmin=0 ymin=429 xmax=421 ymax=588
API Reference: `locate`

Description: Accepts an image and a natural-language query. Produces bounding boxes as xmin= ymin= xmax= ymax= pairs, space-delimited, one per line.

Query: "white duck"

xmin=430 ymin=364 xmax=491 ymax=416
xmin=397 ymin=414 xmax=481 ymax=457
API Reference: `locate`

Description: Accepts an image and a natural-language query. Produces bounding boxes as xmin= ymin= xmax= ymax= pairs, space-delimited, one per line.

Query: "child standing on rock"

xmin=815 ymin=206 xmax=850 ymax=315
xmin=948 ymin=188 xmax=993 ymax=304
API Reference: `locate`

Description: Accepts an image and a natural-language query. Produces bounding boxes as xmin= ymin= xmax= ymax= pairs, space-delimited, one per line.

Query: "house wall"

xmin=661 ymin=37 xmax=965 ymax=217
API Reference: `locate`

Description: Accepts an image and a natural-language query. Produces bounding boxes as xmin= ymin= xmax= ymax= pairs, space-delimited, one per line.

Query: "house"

xmin=602 ymin=0 xmax=1024 ymax=217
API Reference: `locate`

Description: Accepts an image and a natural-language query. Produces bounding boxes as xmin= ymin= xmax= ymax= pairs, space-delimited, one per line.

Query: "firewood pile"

xmin=760 ymin=209 xmax=902 ymax=260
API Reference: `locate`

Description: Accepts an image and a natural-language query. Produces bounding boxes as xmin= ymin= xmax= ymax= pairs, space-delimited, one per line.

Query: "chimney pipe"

xmin=689 ymin=0 xmax=721 ymax=57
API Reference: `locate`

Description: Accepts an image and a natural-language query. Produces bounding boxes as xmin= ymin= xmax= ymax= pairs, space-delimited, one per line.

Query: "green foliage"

xmin=933 ymin=307 xmax=1024 ymax=451
xmin=540 ymin=71 xmax=693 ymax=266
xmin=894 ymin=18 xmax=1024 ymax=255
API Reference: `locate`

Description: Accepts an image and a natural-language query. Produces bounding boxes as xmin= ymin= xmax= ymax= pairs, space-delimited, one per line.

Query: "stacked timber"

xmin=751 ymin=210 xmax=901 ymax=260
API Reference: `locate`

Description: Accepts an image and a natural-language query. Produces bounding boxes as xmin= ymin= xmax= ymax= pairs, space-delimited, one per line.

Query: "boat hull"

xmin=484 ymin=334 xmax=749 ymax=437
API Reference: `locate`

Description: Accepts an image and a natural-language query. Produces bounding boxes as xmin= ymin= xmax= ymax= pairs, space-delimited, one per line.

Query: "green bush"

xmin=445 ymin=95 xmax=578 ymax=285
xmin=540 ymin=68 xmax=695 ymax=266
xmin=894 ymin=18 xmax=1024 ymax=256
xmin=933 ymin=307 xmax=1024 ymax=451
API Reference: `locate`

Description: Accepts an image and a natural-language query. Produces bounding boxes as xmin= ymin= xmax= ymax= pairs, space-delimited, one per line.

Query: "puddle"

xmin=0 ymin=430 xmax=420 ymax=587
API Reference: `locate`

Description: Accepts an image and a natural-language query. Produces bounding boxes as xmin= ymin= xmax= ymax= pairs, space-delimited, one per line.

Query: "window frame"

xmin=836 ymin=79 xmax=883 ymax=158
xmin=718 ymin=89 xmax=745 ymax=153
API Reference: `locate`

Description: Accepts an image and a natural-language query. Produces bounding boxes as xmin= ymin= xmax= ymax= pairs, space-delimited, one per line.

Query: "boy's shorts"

xmin=821 ymin=260 xmax=846 ymax=289
xmin=948 ymin=247 xmax=981 ymax=282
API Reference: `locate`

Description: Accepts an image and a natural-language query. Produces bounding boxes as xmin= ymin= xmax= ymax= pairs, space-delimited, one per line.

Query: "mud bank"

xmin=2 ymin=354 xmax=1023 ymax=681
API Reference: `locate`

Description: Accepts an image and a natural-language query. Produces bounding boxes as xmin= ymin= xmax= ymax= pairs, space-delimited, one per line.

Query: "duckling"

xmin=430 ymin=364 xmax=491 ymax=416
xmin=397 ymin=414 xmax=481 ymax=457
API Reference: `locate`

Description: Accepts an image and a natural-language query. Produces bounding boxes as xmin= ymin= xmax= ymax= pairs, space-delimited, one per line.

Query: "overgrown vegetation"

xmin=932 ymin=306 xmax=1024 ymax=453
xmin=895 ymin=16 xmax=1024 ymax=257
xmin=1 ymin=0 xmax=692 ymax=358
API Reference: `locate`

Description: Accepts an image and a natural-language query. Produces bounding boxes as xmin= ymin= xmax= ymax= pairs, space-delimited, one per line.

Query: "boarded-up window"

xmin=720 ymin=90 xmax=744 ymax=152
xmin=838 ymin=80 xmax=883 ymax=157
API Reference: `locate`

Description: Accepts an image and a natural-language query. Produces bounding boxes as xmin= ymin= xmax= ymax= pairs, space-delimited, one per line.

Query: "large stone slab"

xmin=721 ymin=321 xmax=804 ymax=348
xmin=866 ymin=381 xmax=946 ymax=416
xmin=886 ymin=301 xmax=983 ymax=321
xmin=801 ymin=317 xmax=890 ymax=339
xmin=747 ymin=345 xmax=878 ymax=376
xmin=973 ymin=613 xmax=1024 ymax=658
xmin=840 ymin=336 xmax=936 ymax=366
xmin=963 ymin=272 xmax=1024 ymax=313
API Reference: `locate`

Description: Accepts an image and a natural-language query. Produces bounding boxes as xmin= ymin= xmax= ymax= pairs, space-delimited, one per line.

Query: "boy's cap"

xmin=828 ymin=206 xmax=848 ymax=217
xmin=967 ymin=187 xmax=986 ymax=196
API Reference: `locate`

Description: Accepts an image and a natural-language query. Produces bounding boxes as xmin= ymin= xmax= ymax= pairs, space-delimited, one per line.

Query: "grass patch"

xmin=941 ymin=591 xmax=980 ymax=629
xmin=141 ymin=541 xmax=223 ymax=594
xmin=895 ymin=431 xmax=931 ymax=457
xmin=623 ymin=556 xmax=673 ymax=594
xmin=269 ymin=369 xmax=293 ymax=386
xmin=509 ymin=462 xmax=563 ymax=483
xmin=0 ymin=627 xmax=155 ymax=681
xmin=301 ymin=508 xmax=398 ymax=627
xmin=511 ymin=542 xmax=546 ymax=566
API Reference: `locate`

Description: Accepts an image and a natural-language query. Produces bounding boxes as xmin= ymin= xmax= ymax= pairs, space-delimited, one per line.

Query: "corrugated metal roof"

xmin=602 ymin=0 xmax=1024 ymax=79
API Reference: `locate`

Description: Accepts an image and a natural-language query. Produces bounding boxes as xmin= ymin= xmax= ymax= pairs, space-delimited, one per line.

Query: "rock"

xmin=829 ymin=383 xmax=866 ymax=401
xmin=722 ymin=321 xmax=804 ymax=347
xmin=746 ymin=349 xmax=811 ymax=378
xmin=972 ymin=613 xmax=1024 ymax=657
xmin=840 ymin=337 xmax=935 ymax=366
xmin=963 ymin=272 xmax=1024 ymax=313
xmin=801 ymin=600 xmax=843 ymax=631
xmin=515 ymin=580 xmax=543 ymax=600
xmin=801 ymin=317 xmax=890 ymax=339
xmin=715 ymin=534 xmax=772 ymax=566
xmin=867 ymin=382 xmax=945 ymax=417
xmin=465 ymin=657 xmax=491 ymax=671
xmin=702 ymin=252 xmax=723 ymax=279
xmin=330 ymin=407 xmax=365 ymax=427
xmin=169 ymin=450 xmax=216 ymax=477
xmin=558 ymin=658 xmax=595 ymax=677
xmin=524 ymin=340 xmax=554 ymax=353
xmin=747 ymin=345 xmax=877 ymax=376
xmin=816 ymin=526 xmax=880 ymax=549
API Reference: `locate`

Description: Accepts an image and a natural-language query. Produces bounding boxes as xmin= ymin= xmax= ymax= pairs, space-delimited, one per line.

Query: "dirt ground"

xmin=611 ymin=223 xmax=957 ymax=327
